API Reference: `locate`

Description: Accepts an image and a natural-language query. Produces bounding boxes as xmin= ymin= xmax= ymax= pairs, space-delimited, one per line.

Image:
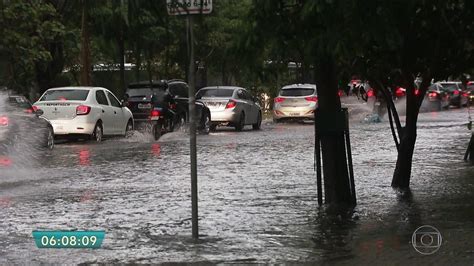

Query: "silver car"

xmin=273 ymin=84 xmax=318 ymax=122
xmin=196 ymin=86 xmax=262 ymax=131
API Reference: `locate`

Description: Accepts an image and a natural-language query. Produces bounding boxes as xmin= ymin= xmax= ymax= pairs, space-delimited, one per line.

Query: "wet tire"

xmin=125 ymin=119 xmax=133 ymax=138
xmin=235 ymin=112 xmax=245 ymax=131
xmin=45 ymin=126 xmax=54 ymax=150
xmin=91 ymin=122 xmax=103 ymax=142
xmin=253 ymin=112 xmax=262 ymax=130
xmin=175 ymin=114 xmax=186 ymax=132
xmin=200 ymin=112 xmax=211 ymax=135
xmin=153 ymin=122 xmax=162 ymax=141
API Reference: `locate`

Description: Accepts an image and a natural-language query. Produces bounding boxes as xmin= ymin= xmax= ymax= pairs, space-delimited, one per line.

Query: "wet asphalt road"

xmin=0 ymin=104 xmax=473 ymax=264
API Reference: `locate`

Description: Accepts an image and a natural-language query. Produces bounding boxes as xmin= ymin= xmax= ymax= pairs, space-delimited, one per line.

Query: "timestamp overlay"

xmin=32 ymin=231 xmax=105 ymax=249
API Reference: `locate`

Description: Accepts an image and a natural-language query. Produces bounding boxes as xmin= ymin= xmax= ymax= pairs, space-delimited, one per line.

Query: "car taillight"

xmin=169 ymin=103 xmax=177 ymax=110
xmin=150 ymin=109 xmax=161 ymax=117
xmin=367 ymin=89 xmax=374 ymax=97
xmin=0 ymin=116 xmax=8 ymax=126
xmin=428 ymin=92 xmax=438 ymax=97
xmin=26 ymin=105 xmax=40 ymax=113
xmin=453 ymin=90 xmax=459 ymax=95
xmin=462 ymin=92 xmax=468 ymax=97
xmin=274 ymin=97 xmax=285 ymax=103
xmin=76 ymin=105 xmax=91 ymax=115
xmin=414 ymin=89 xmax=420 ymax=96
xmin=338 ymin=90 xmax=344 ymax=97
xmin=225 ymin=100 xmax=237 ymax=109
xmin=305 ymin=96 xmax=318 ymax=102
xmin=395 ymin=87 xmax=405 ymax=97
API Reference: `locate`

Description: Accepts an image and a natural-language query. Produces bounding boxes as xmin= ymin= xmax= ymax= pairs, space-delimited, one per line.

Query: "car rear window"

xmin=126 ymin=88 xmax=154 ymax=98
xmin=8 ymin=96 xmax=32 ymax=109
xmin=440 ymin=83 xmax=459 ymax=91
xmin=280 ymin=88 xmax=315 ymax=96
xmin=169 ymin=84 xmax=189 ymax=98
xmin=40 ymin=90 xmax=89 ymax=101
xmin=196 ymin=88 xmax=234 ymax=98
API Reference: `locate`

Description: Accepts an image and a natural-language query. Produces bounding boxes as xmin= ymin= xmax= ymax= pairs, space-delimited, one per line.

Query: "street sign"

xmin=166 ymin=0 xmax=212 ymax=15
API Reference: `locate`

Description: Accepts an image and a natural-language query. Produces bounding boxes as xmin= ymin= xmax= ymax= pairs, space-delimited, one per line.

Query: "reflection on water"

xmin=0 ymin=107 xmax=473 ymax=264
xmin=78 ymin=148 xmax=90 ymax=166
xmin=151 ymin=143 xmax=161 ymax=157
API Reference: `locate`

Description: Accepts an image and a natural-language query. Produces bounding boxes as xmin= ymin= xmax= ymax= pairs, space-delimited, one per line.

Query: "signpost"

xmin=166 ymin=0 xmax=213 ymax=15
xmin=167 ymin=0 xmax=212 ymax=239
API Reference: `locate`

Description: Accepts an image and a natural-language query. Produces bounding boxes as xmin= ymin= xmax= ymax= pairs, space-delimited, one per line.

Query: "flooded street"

xmin=0 ymin=107 xmax=473 ymax=264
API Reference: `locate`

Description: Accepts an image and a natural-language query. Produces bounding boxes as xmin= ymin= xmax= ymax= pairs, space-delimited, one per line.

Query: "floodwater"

xmin=0 ymin=102 xmax=473 ymax=264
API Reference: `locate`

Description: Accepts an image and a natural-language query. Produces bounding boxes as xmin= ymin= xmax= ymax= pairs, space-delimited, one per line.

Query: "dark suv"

xmin=125 ymin=80 xmax=211 ymax=133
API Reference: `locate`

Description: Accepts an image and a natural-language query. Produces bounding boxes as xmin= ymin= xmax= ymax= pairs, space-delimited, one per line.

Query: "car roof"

xmin=281 ymin=84 xmax=317 ymax=90
xmin=128 ymin=80 xmax=186 ymax=88
xmin=8 ymin=95 xmax=27 ymax=99
xmin=200 ymin=86 xmax=242 ymax=90
xmin=438 ymin=81 xmax=461 ymax=84
xmin=47 ymin=86 xmax=104 ymax=91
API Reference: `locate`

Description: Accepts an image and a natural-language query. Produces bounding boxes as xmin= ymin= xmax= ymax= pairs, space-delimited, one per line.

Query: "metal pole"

xmin=316 ymin=133 xmax=323 ymax=206
xmin=315 ymin=111 xmax=323 ymax=206
xmin=187 ymin=15 xmax=198 ymax=239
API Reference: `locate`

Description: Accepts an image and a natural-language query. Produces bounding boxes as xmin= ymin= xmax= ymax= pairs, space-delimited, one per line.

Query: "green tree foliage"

xmin=0 ymin=0 xmax=68 ymax=96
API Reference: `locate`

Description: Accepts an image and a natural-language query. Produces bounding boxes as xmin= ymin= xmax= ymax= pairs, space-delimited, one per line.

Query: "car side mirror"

xmin=121 ymin=100 xmax=128 ymax=108
xmin=35 ymin=109 xmax=44 ymax=117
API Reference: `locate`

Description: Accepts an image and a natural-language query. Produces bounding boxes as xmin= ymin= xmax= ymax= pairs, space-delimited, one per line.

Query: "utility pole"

xmin=187 ymin=15 xmax=198 ymax=239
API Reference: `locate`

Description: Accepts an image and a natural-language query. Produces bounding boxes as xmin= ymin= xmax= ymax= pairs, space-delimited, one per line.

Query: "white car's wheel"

xmin=125 ymin=119 xmax=133 ymax=138
xmin=46 ymin=126 xmax=54 ymax=149
xmin=91 ymin=122 xmax=103 ymax=142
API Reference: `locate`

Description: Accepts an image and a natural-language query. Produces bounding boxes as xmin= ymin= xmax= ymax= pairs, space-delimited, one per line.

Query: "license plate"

xmin=138 ymin=103 xmax=151 ymax=109
xmin=289 ymin=112 xmax=300 ymax=116
xmin=150 ymin=116 xmax=162 ymax=121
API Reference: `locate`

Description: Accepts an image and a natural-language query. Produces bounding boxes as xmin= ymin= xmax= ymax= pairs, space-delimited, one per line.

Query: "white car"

xmin=272 ymin=84 xmax=318 ymax=122
xmin=33 ymin=87 xmax=134 ymax=142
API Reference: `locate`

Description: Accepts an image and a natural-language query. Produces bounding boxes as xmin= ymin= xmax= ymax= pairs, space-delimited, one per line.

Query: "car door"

xmin=106 ymin=91 xmax=125 ymax=134
xmin=169 ymin=82 xmax=189 ymax=122
xmin=243 ymin=90 xmax=259 ymax=123
xmin=236 ymin=89 xmax=252 ymax=124
xmin=95 ymin=89 xmax=115 ymax=135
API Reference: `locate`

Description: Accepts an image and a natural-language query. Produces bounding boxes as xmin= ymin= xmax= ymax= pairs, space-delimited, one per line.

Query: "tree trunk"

xmin=118 ymin=30 xmax=125 ymax=97
xmin=134 ymin=44 xmax=141 ymax=82
xmin=80 ymin=0 xmax=91 ymax=86
xmin=316 ymin=54 xmax=353 ymax=205
xmin=165 ymin=15 xmax=170 ymax=78
xmin=221 ymin=61 xmax=227 ymax=85
xmin=391 ymin=70 xmax=430 ymax=188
